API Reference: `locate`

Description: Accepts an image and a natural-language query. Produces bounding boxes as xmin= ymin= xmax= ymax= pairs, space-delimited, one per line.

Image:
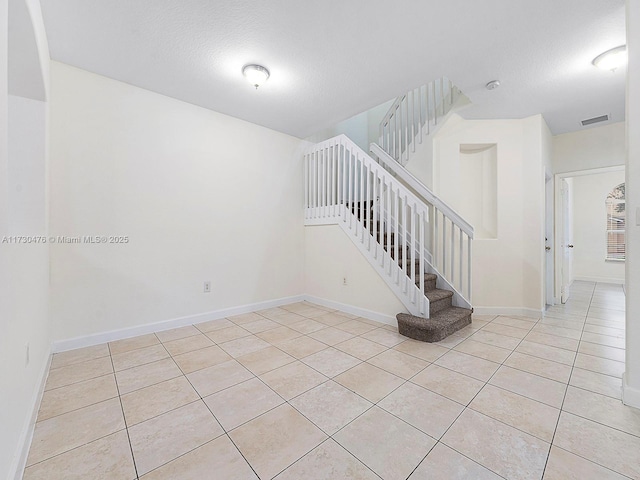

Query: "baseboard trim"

xmin=574 ymin=276 xmax=625 ymax=285
xmin=622 ymin=374 xmax=640 ymax=410
xmin=10 ymin=349 xmax=52 ymax=480
xmin=303 ymin=295 xmax=397 ymax=326
xmin=52 ymin=295 xmax=305 ymax=353
xmin=472 ymin=306 xmax=544 ymax=319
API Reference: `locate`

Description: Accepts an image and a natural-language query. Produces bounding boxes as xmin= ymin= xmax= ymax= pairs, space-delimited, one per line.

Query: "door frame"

xmin=554 ymin=165 xmax=625 ymax=302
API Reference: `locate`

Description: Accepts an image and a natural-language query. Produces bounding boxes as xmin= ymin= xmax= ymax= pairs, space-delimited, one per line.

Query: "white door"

xmin=545 ymin=172 xmax=554 ymax=306
xmin=561 ymin=179 xmax=574 ymax=304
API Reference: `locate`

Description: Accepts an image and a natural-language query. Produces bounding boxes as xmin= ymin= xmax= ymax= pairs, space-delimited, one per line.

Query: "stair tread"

xmin=425 ymin=289 xmax=454 ymax=302
xmin=415 ymin=273 xmax=437 ymax=283
xmin=396 ymin=307 xmax=472 ymax=343
xmin=429 ymin=306 xmax=473 ymax=321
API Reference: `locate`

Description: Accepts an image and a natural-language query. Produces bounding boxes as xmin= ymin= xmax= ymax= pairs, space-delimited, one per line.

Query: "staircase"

xmin=305 ymin=133 xmax=473 ymax=342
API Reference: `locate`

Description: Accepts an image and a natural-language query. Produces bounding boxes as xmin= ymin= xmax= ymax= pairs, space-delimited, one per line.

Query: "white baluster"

xmin=402 ymin=194 xmax=408 ymax=292
xmin=394 ymin=187 xmax=399 ymax=283
xmin=420 ymin=209 xmax=426 ymax=316
xmin=411 ymin=203 xmax=416 ymax=303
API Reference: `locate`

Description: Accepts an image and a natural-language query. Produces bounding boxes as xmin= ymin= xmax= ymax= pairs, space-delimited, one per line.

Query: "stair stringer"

xmin=305 ymin=211 xmax=429 ymax=318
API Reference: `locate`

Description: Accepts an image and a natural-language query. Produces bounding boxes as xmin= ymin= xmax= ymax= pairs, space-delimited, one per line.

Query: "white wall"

xmin=553 ymin=121 xmax=625 ymax=173
xmin=458 ymin=144 xmax=497 ymax=239
xmin=433 ymin=115 xmax=547 ymax=315
xmin=571 ymin=170 xmax=625 ymax=284
xmin=624 ymin=0 xmax=640 ymax=409
xmin=49 ymin=62 xmax=305 ymax=342
xmin=304 ymin=224 xmax=407 ymax=321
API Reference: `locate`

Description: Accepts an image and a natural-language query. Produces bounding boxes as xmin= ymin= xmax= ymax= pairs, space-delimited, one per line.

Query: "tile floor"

xmin=23 ymin=281 xmax=640 ymax=479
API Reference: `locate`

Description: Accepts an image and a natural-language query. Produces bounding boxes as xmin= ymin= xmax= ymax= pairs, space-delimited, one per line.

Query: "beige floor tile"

xmin=334 ymin=362 xmax=404 ymax=403
xmin=109 ymin=334 xmax=160 ymax=355
xmin=241 ymin=318 xmax=280 ymax=334
xmin=275 ymin=336 xmax=328 ymax=358
xmin=335 ymin=336 xmax=388 ymax=360
xmin=260 ymin=361 xmax=328 ymax=400
xmin=454 ymin=339 xmax=512 ymax=363
xmin=172 ymin=345 xmax=231 ymax=374
xmin=442 ymin=409 xmax=550 ymax=480
xmin=155 ymin=325 xmax=200 ymax=343
xmin=409 ymin=443 xmax=502 ymax=480
xmin=308 ymin=327 xmax=355 ymax=346
xmin=582 ymin=331 xmax=625 ymax=349
xmin=140 ymin=435 xmax=258 ymax=480
xmin=162 ymin=334 xmax=214 ymax=356
xmin=194 ymin=318 xmax=234 ymax=333
xmin=274 ymin=439 xmax=378 ymax=480
xmin=361 ymin=328 xmax=407 ymax=347
xmin=256 ymin=326 xmax=302 ymax=344
xmin=379 ymin=382 xmax=464 ymax=439
xmin=470 ymin=384 xmax=559 ymax=442
xmin=524 ymin=331 xmax=579 ymax=351
xmin=435 ymin=350 xmax=500 ymax=382
xmin=481 ymin=322 xmax=529 ymax=339
xmin=111 ymin=344 xmax=169 ymax=372
xmin=228 ymin=312 xmax=265 ymax=325
xmin=334 ymin=319 xmax=379 ymax=335
xmin=583 ymin=324 xmax=625 ymax=338
xmin=367 ymin=349 xmax=428 ymax=379
xmin=218 ymin=335 xmax=271 ymax=358
xmin=257 ymin=306 xmax=290 ymax=317
xmin=229 ymin=404 xmax=327 ymax=480
xmin=569 ymin=367 xmax=622 ymax=399
xmin=543 ymin=446 xmax=628 ymax=480
xmin=489 ymin=366 xmax=566 ymax=408
xmin=469 ymin=330 xmax=521 ymax=350
xmin=574 ymin=352 xmax=625 ymax=377
xmin=333 ymin=406 xmax=436 ymax=480
xmin=45 ymin=356 xmax=113 ymax=391
xmin=27 ymin=398 xmax=125 ymax=466
xmin=554 ymin=412 xmax=640 ymax=479
xmin=504 ymin=351 xmax=572 ymax=383
xmin=515 ymin=340 xmax=576 ymax=366
xmin=532 ymin=324 xmax=582 ymax=340
xmin=289 ymin=381 xmax=372 ymax=435
xmin=492 ymin=316 xmax=536 ymax=330
xmin=393 ymin=339 xmax=449 ymax=362
xmin=578 ymin=341 xmax=625 ymax=362
xmin=538 ymin=317 xmax=585 ymax=331
xmin=204 ymin=325 xmax=251 ymax=344
xmin=301 ymin=348 xmax=361 ymax=377
xmin=411 ymin=364 xmax=484 ymax=405
xmin=588 ymin=308 xmax=625 ymax=322
xmin=314 ymin=312 xmax=353 ymax=326
xmin=267 ymin=312 xmax=308 ymax=326
xmin=50 ymin=344 xmax=110 ymax=370
xmin=115 ymin=358 xmax=182 ymax=395
xmin=236 ymin=346 xmax=296 ymax=375
xmin=562 ymin=386 xmax=640 ymax=437
xmin=121 ymin=376 xmax=199 ymax=426
xmin=38 ymin=374 xmax=118 ymax=421
xmin=434 ymin=333 xmax=467 ymax=348
xmin=23 ymin=430 xmax=136 ymax=480
xmin=203 ymin=377 xmax=284 ymax=430
xmin=289 ymin=318 xmax=328 ymax=334
xmin=128 ymin=400 xmax=223 ymax=476
xmin=187 ymin=359 xmax=254 ymax=397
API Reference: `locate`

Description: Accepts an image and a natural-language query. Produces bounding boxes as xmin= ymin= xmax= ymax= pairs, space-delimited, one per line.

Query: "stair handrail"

xmin=370 ymin=143 xmax=474 ymax=239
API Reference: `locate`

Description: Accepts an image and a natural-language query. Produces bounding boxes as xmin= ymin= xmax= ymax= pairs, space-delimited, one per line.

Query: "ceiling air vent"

xmin=581 ymin=114 xmax=609 ymax=126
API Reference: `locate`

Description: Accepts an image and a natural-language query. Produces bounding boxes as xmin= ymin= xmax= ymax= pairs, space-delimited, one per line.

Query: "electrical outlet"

xmin=203 ymin=281 xmax=211 ymax=293
xmin=343 ymin=277 xmax=348 ymax=286
xmin=25 ymin=343 xmax=30 ymax=366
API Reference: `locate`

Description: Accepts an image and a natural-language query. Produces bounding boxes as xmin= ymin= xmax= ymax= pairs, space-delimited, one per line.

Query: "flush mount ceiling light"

xmin=242 ymin=64 xmax=270 ymax=89
xmin=593 ymin=45 xmax=627 ymax=71
xmin=485 ymin=80 xmax=500 ymax=90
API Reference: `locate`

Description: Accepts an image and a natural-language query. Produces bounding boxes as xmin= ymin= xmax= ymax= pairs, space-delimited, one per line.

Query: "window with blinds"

xmin=606 ymin=183 xmax=625 ymax=261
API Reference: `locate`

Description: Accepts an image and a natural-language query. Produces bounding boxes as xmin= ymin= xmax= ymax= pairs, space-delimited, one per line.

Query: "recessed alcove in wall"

xmin=459 ymin=144 xmax=498 ymax=239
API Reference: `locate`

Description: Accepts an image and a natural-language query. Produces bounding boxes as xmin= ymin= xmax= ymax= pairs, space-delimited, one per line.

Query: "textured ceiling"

xmin=40 ymin=0 xmax=626 ymax=138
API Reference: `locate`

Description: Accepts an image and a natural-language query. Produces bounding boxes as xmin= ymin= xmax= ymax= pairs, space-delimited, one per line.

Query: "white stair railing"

xmin=379 ymin=77 xmax=460 ymax=165
xmin=304 ymin=134 xmax=473 ymax=317
xmin=370 ymin=143 xmax=473 ymax=303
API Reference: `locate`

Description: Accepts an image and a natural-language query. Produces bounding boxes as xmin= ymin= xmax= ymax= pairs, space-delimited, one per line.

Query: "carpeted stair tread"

xmin=425 ymin=289 xmax=453 ymax=302
xmin=397 ymin=307 xmax=472 ymax=343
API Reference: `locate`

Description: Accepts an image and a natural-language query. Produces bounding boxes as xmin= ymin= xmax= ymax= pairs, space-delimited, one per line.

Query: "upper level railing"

xmin=379 ymin=77 xmax=460 ymax=165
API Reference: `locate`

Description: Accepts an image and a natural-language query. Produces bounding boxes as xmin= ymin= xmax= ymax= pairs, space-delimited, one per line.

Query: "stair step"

xmin=396 ymin=306 xmax=472 ymax=343
xmin=425 ymin=288 xmax=453 ymax=315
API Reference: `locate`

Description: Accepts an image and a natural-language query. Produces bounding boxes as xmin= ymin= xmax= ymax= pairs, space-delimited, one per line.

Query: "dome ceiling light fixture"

xmin=592 ymin=45 xmax=627 ymax=71
xmin=485 ymin=80 xmax=501 ymax=90
xmin=242 ymin=64 xmax=270 ymax=89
